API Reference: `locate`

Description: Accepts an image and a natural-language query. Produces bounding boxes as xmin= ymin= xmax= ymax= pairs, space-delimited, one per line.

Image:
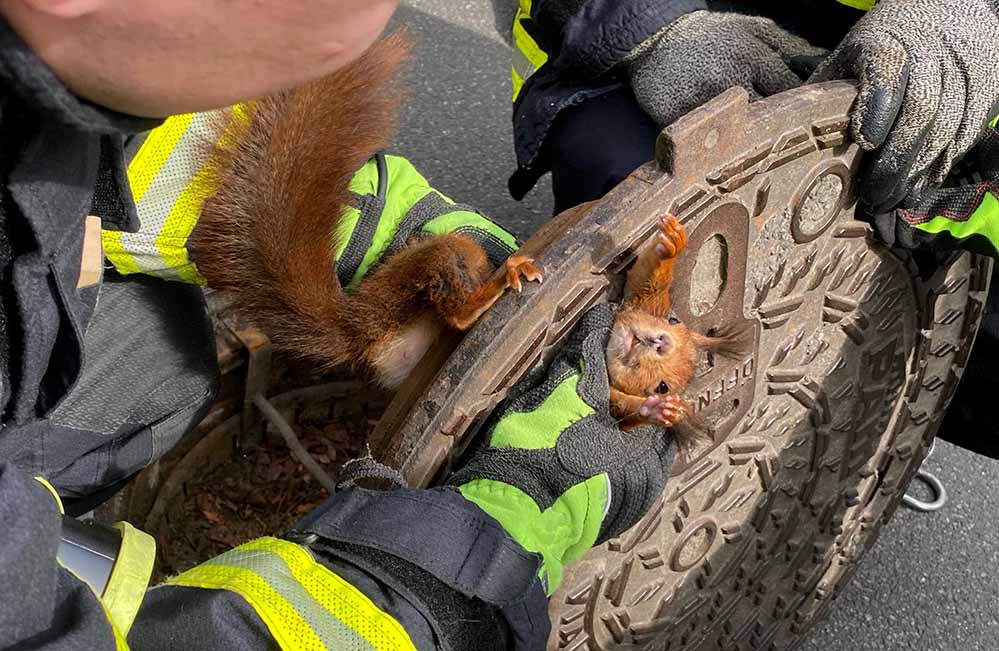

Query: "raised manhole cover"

xmin=372 ymin=82 xmax=990 ymax=650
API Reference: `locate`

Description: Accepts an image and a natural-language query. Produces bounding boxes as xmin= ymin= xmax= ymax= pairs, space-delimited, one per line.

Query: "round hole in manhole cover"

xmin=792 ymin=163 xmax=848 ymax=243
xmin=670 ymin=518 xmax=718 ymax=572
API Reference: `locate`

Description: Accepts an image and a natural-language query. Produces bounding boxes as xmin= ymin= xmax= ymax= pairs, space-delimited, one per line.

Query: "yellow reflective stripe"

xmin=114 ymin=628 xmax=129 ymax=651
xmin=167 ymin=537 xmax=415 ymax=651
xmin=170 ymin=562 xmax=331 ymax=650
xmin=105 ymin=107 xmax=245 ymax=283
xmin=33 ymin=476 xmax=64 ymax=514
xmin=511 ymin=3 xmax=549 ymax=102
xmin=131 ymin=113 xmax=196 ymax=204
xmin=243 ymin=539 xmax=415 ymax=651
xmin=512 ymin=65 xmax=526 ymax=102
xmin=98 ymin=594 xmax=133 ymax=650
xmin=103 ymin=113 xmax=196 ymax=276
xmin=102 ymin=522 xmax=155 ymax=637
xmin=101 ymin=231 xmax=142 ymax=276
xmin=97 ymin=600 xmax=132 ymax=651
xmin=130 ymin=111 xmax=221 ymax=281
xmin=990 ymin=113 xmax=998 ymax=129
xmin=835 ymin=0 xmax=874 ymax=10
xmin=155 ymin=156 xmax=214 ymax=285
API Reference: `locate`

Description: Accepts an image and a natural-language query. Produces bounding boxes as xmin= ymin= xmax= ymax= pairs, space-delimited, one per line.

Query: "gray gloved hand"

xmin=626 ymin=10 xmax=828 ymax=128
xmin=810 ymin=0 xmax=999 ymax=215
xmin=448 ymin=303 xmax=675 ymax=594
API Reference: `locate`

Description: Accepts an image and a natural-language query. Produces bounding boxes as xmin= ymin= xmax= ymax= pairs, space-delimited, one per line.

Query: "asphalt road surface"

xmin=394 ymin=2 xmax=999 ymax=648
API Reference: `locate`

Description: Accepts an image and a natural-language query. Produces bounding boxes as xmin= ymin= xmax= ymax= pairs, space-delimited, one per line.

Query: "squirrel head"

xmin=605 ymin=307 xmax=745 ymax=402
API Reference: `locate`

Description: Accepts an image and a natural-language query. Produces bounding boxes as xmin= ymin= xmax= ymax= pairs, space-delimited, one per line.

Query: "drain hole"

xmin=690 ymin=235 xmax=728 ymax=317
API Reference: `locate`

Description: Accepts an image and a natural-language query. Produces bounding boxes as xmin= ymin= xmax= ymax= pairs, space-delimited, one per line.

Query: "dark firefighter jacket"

xmin=508 ymin=0 xmax=871 ymax=199
xmin=0 ymin=17 xmax=545 ymax=651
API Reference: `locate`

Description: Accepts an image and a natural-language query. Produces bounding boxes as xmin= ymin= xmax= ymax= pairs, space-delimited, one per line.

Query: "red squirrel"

xmin=187 ymin=34 xmax=541 ymax=389
xmin=607 ymin=215 xmax=742 ymax=432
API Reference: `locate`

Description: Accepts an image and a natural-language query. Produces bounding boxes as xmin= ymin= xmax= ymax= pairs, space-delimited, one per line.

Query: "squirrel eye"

xmin=656 ymin=381 xmax=669 ymax=394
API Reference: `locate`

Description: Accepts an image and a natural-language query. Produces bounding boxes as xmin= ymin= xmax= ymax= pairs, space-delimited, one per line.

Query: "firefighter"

xmin=0 ymin=1 xmax=670 ymax=649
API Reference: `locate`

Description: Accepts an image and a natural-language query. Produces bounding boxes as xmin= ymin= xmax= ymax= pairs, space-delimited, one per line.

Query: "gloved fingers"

xmin=597 ymin=452 xmax=670 ymax=543
xmin=859 ymin=48 xmax=942 ymax=213
xmin=751 ymin=49 xmax=811 ymax=98
xmin=788 ymin=55 xmax=830 ymax=81
xmin=852 ymin=36 xmax=912 ymax=152
xmin=913 ymin=48 xmax=967 ymax=188
xmin=871 ymin=210 xmax=899 ymax=248
xmin=556 ymin=414 xmax=672 ymax=478
xmin=740 ymin=19 xmax=827 ymax=92
xmin=632 ymin=72 xmax=735 ymax=129
xmin=808 ymin=43 xmax=853 ymax=84
xmin=740 ymin=16 xmax=829 ymax=61
xmin=812 ymin=35 xmax=911 ymax=152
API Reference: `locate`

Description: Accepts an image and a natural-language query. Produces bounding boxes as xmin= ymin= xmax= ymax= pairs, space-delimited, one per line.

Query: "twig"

xmin=251 ymin=393 xmax=338 ymax=495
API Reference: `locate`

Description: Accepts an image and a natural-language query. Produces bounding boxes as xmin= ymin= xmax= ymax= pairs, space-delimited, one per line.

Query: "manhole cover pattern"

xmin=371 ymin=83 xmax=990 ymax=650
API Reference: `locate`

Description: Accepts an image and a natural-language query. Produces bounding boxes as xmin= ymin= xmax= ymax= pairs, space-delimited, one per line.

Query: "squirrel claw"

xmin=654 ymin=215 xmax=687 ymax=260
xmin=505 ymin=256 xmax=544 ymax=293
xmin=639 ymin=393 xmax=689 ymax=427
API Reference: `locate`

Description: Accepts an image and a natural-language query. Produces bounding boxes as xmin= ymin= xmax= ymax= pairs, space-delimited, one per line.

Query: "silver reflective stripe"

xmin=119 ymin=111 xmax=220 ymax=280
xmin=512 ymin=43 xmax=537 ymax=85
xmin=205 ymin=548 xmax=375 ymax=650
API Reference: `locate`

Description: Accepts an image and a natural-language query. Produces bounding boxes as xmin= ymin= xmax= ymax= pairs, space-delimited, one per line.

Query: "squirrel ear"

xmin=689 ymin=327 xmax=751 ymax=359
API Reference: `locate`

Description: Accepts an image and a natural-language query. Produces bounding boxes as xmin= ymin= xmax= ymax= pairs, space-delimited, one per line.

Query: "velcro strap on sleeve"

xmin=337 ymin=193 xmax=386 ymax=289
xmin=289 ymin=488 xmax=541 ymax=608
xmin=387 ymin=192 xmax=519 ymax=269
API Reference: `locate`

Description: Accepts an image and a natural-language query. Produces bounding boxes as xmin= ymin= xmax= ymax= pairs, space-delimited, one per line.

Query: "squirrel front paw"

xmin=638 ymin=393 xmax=689 ymax=427
xmin=654 ymin=215 xmax=688 ymax=260
xmin=505 ymin=255 xmax=544 ymax=293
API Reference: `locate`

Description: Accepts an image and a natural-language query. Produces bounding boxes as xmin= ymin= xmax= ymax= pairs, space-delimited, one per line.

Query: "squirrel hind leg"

xmin=410 ymin=234 xmax=541 ymax=331
xmin=346 ymin=234 xmax=494 ymax=385
xmin=368 ymin=312 xmax=444 ymax=389
xmin=443 ymin=254 xmax=544 ymax=330
xmin=352 ymin=234 xmax=541 ymax=387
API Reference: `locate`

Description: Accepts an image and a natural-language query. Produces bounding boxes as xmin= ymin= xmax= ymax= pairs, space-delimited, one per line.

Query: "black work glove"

xmin=873 ymin=118 xmax=999 ymax=257
xmin=626 ymin=10 xmax=829 ymax=128
xmin=810 ymin=0 xmax=999 ymax=215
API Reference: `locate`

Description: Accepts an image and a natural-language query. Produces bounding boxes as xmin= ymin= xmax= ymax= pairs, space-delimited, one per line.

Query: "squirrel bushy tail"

xmin=191 ymin=33 xmax=411 ymax=370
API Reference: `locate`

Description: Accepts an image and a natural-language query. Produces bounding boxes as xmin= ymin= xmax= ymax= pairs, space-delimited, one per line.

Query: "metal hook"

xmin=902 ymin=441 xmax=947 ymax=513
xmin=902 ymin=468 xmax=947 ymax=512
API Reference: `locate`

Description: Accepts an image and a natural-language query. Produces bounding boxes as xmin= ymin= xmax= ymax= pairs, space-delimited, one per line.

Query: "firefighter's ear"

xmin=21 ymin=0 xmax=105 ymax=18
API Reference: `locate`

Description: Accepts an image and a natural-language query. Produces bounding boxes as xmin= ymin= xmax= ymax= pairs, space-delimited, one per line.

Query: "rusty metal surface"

xmin=372 ymin=81 xmax=990 ymax=650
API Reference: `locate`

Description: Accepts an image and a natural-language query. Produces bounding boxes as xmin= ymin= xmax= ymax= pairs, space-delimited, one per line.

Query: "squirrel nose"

xmin=653 ymin=335 xmax=665 ymax=352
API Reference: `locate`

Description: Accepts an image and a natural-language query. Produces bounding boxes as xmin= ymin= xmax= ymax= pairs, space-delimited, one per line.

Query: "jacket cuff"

xmin=287 ymin=487 xmax=550 ymax=651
